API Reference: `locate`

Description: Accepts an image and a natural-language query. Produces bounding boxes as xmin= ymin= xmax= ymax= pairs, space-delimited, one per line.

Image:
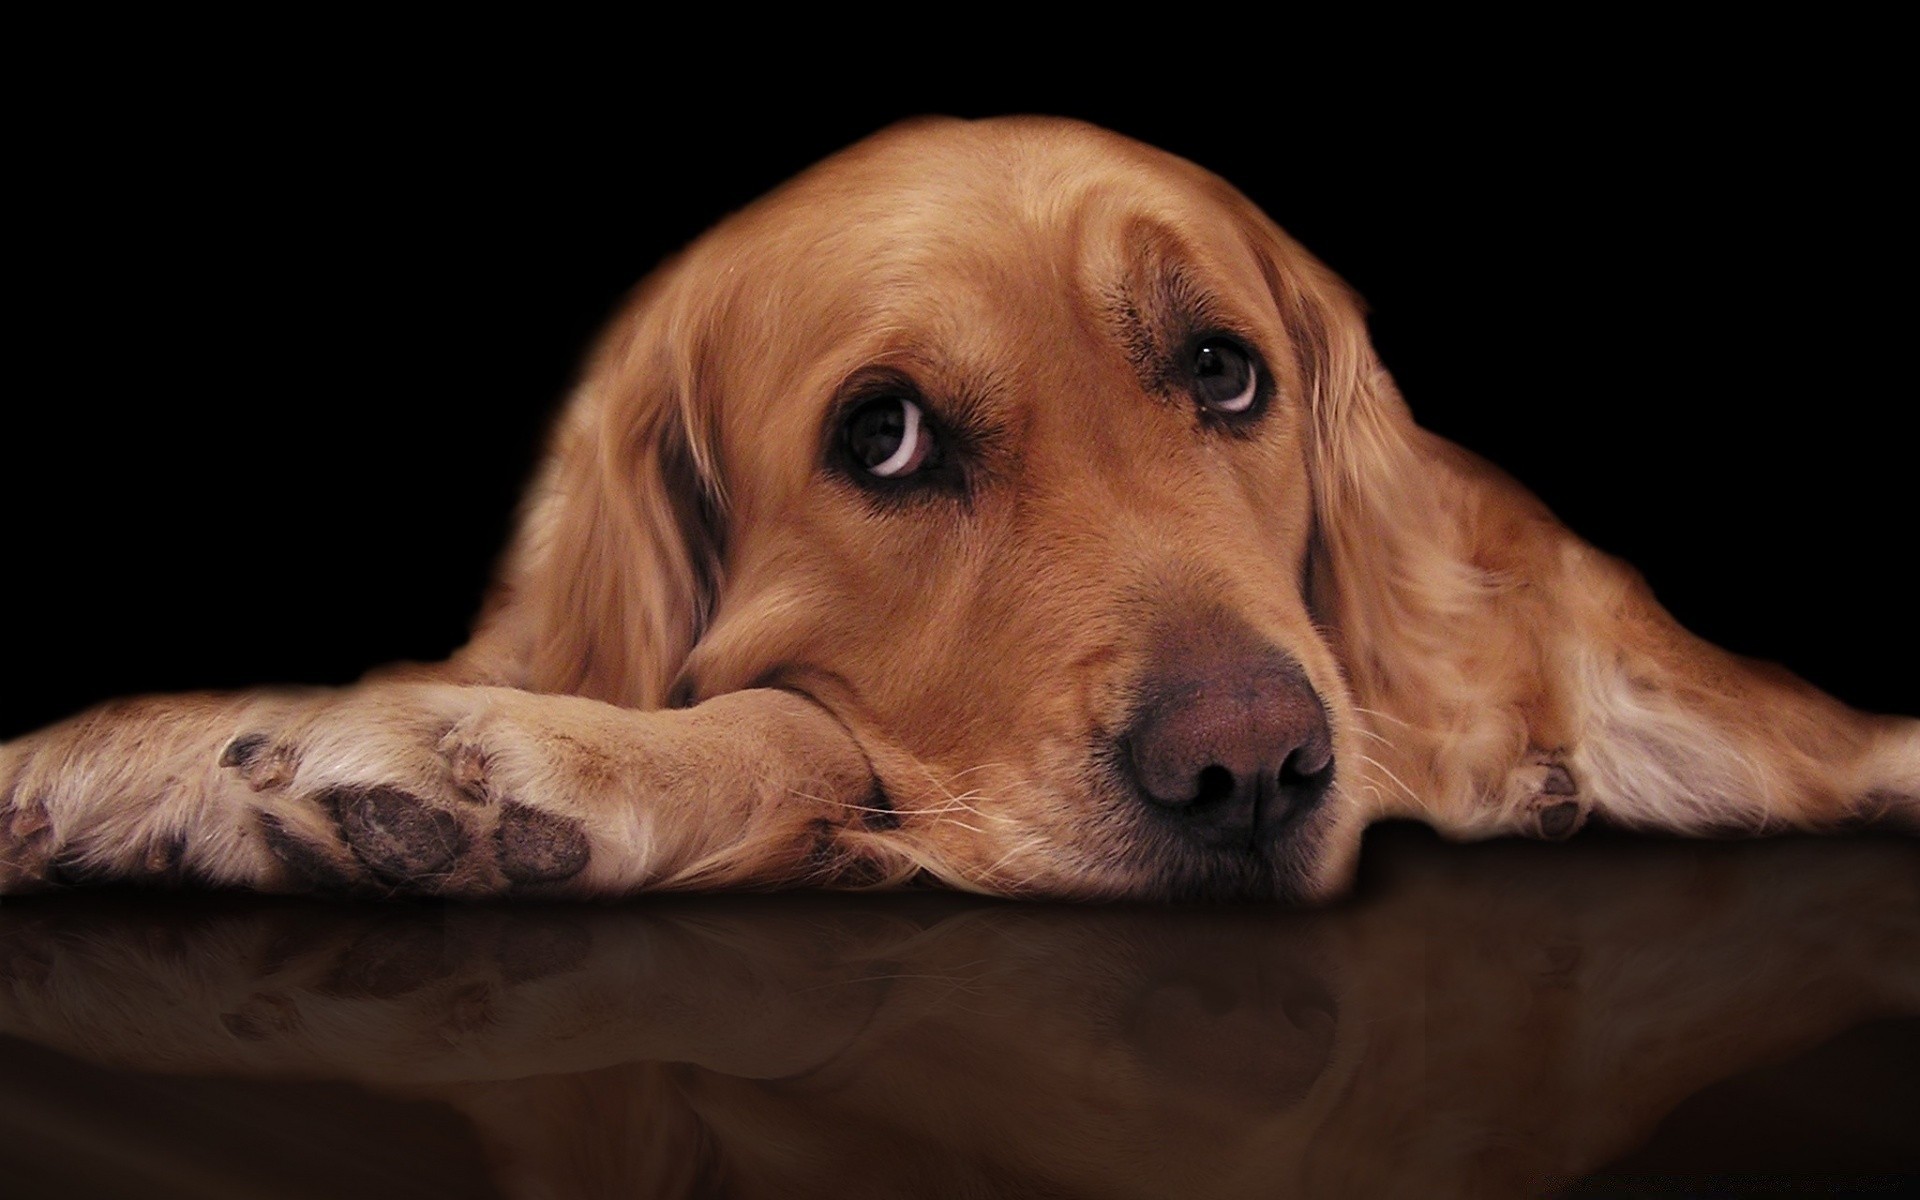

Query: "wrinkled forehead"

xmin=743 ymin=121 xmax=1271 ymax=328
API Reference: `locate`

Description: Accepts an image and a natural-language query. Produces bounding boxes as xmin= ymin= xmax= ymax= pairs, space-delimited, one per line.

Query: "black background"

xmin=8 ymin=45 xmax=1913 ymax=739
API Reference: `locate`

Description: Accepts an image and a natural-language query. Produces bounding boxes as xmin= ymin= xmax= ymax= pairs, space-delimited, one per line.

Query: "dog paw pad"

xmin=494 ymin=802 xmax=590 ymax=884
xmin=1533 ymin=799 xmax=1585 ymax=840
xmin=328 ymin=786 xmax=471 ymax=883
xmin=1511 ymin=756 xmax=1590 ymax=841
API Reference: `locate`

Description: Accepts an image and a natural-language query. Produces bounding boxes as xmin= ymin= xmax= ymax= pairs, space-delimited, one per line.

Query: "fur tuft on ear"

xmin=1257 ymin=236 xmax=1410 ymax=519
xmin=1248 ymin=215 xmax=1506 ymax=717
xmin=459 ymin=269 xmax=728 ymax=711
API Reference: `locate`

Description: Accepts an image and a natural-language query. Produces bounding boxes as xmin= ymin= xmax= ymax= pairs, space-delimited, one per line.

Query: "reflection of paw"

xmin=1509 ymin=756 xmax=1589 ymax=841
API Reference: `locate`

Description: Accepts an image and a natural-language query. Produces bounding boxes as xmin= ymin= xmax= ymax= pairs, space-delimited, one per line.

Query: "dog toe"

xmin=220 ymin=733 xmax=300 ymax=790
xmin=1509 ymin=756 xmax=1591 ymax=841
xmin=0 ymin=791 xmax=55 ymax=890
xmin=438 ymin=727 xmax=494 ymax=805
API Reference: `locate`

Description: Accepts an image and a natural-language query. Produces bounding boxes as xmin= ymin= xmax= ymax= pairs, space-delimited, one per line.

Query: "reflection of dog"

xmin=1 ymin=117 xmax=1914 ymax=900
xmin=2 ymin=835 xmax=1914 ymax=1194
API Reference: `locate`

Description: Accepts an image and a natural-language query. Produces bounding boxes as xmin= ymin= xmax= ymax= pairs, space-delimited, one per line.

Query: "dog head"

xmin=505 ymin=117 xmax=1413 ymax=901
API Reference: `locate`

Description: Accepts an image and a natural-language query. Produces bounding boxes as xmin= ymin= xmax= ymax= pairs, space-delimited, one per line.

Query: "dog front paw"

xmin=229 ymin=694 xmax=597 ymax=897
xmin=1507 ymin=755 xmax=1590 ymax=841
xmin=0 ymin=749 xmax=55 ymax=894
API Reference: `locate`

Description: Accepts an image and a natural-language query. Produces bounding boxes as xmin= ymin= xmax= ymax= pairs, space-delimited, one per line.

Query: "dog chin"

xmin=1065 ymin=793 xmax=1342 ymax=905
xmin=1064 ymin=762 xmax=1348 ymax=904
xmin=1144 ymin=830 xmax=1336 ymax=904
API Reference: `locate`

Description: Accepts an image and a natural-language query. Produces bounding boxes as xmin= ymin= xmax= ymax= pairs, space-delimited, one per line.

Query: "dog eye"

xmin=844 ymin=394 xmax=937 ymax=478
xmin=1192 ymin=338 xmax=1257 ymax=414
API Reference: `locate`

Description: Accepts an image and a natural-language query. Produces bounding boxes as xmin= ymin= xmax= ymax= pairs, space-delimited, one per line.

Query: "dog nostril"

xmin=1121 ymin=638 xmax=1335 ymax=845
xmin=1272 ymin=746 xmax=1337 ymax=823
xmin=1192 ymin=764 xmax=1236 ymax=807
xmin=1278 ymin=745 xmax=1333 ymax=788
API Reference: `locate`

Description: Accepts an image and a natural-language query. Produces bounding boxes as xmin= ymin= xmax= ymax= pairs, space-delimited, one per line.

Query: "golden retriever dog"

xmin=2 ymin=116 xmax=1914 ymax=901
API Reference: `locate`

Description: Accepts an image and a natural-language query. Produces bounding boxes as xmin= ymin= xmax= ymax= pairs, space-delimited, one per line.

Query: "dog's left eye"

xmin=1192 ymin=338 xmax=1258 ymax=414
xmin=844 ymin=394 xmax=937 ymax=478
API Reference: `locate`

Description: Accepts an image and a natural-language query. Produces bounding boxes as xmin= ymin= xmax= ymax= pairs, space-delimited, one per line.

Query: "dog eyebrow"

xmin=830 ymin=349 xmax=1018 ymax=468
xmin=1103 ymin=250 xmax=1240 ymax=391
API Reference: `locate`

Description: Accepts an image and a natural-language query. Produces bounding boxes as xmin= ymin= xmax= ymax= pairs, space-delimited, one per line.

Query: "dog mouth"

xmin=1134 ymin=815 xmax=1336 ymax=904
xmin=1079 ymin=691 xmax=1351 ymax=901
xmin=769 ymin=669 xmax=1342 ymax=903
xmin=1071 ymin=733 xmax=1339 ymax=903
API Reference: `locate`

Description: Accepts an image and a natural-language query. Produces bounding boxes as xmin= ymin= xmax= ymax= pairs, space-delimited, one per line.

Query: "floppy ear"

xmin=479 ymin=268 xmax=728 ymax=711
xmin=1255 ymin=227 xmax=1414 ymax=524
xmin=1248 ymin=216 xmax=1495 ymax=699
xmin=1247 ymin=209 xmax=1919 ymax=837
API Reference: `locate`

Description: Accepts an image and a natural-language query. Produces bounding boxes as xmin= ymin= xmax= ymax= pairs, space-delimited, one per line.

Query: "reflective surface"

xmin=2 ymin=825 xmax=1916 ymax=1198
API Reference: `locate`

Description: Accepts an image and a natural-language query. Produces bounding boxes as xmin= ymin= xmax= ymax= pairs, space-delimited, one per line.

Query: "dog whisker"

xmin=1356 ymin=753 xmax=1423 ymax=811
xmin=1351 ymin=705 xmax=1413 ymax=730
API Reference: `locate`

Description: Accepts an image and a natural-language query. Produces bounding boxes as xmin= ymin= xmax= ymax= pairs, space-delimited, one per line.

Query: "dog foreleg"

xmin=1 ymin=685 xmax=881 ymax=896
xmin=1332 ymin=436 xmax=1917 ymax=844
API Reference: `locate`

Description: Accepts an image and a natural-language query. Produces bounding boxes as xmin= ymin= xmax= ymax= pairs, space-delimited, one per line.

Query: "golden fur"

xmin=2 ymin=116 xmax=1914 ymax=900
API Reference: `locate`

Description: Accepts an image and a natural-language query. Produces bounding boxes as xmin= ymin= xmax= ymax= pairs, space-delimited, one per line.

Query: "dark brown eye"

xmin=844 ymin=394 xmax=935 ymax=478
xmin=1193 ymin=338 xmax=1257 ymax=414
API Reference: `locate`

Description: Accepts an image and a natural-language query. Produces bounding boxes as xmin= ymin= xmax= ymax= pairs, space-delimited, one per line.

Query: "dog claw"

xmin=220 ymin=733 xmax=299 ymax=791
xmin=9 ymin=695 xmax=600 ymax=898
xmin=259 ymin=812 xmax=365 ymax=893
xmin=442 ymin=737 xmax=493 ymax=805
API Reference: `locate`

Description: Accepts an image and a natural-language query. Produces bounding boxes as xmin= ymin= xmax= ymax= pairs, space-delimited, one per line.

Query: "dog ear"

xmin=1244 ymin=219 xmax=1424 ymax=539
xmin=1245 ymin=207 xmax=1920 ymax=835
xmin=480 ymin=266 xmax=728 ymax=711
xmin=1245 ymin=215 xmax=1481 ymax=638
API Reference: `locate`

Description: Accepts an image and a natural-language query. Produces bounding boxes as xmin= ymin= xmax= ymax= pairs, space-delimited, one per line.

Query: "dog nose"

xmin=1125 ymin=642 xmax=1334 ymax=849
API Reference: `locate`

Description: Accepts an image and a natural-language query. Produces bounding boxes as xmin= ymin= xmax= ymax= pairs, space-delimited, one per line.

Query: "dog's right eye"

xmin=844 ymin=395 xmax=937 ymax=479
